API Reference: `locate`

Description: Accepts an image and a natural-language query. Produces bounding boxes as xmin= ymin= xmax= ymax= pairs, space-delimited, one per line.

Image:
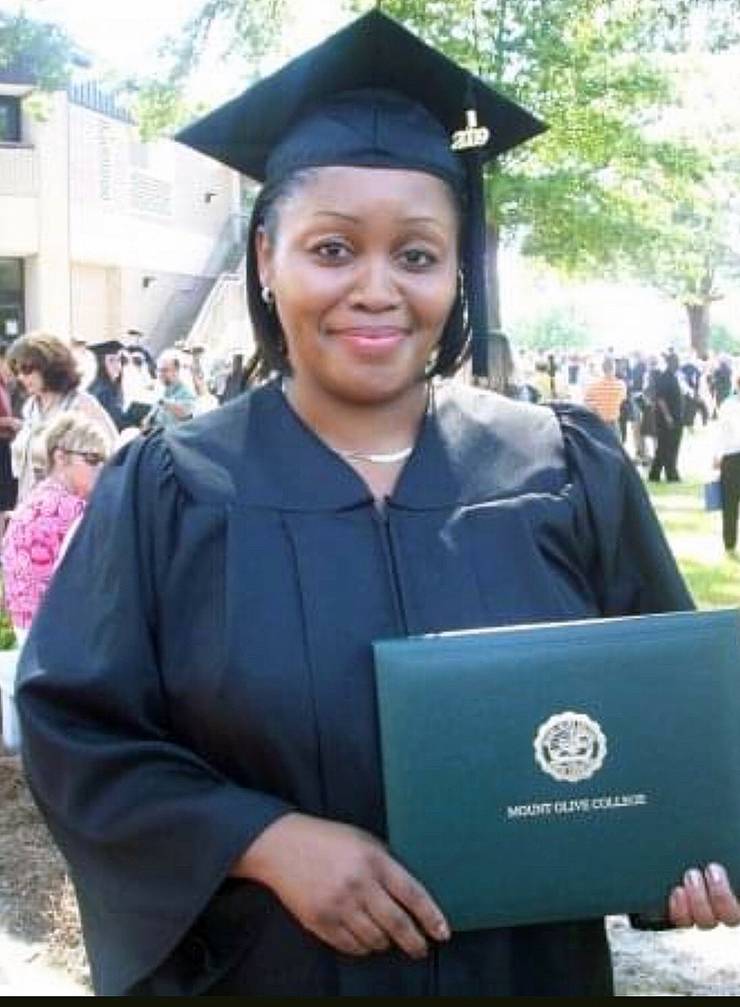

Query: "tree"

xmin=626 ymin=50 xmax=740 ymax=357
xmin=709 ymin=322 xmax=740 ymax=356
xmin=367 ymin=5 xmax=701 ymax=308
xmin=512 ymin=307 xmax=593 ymax=352
xmin=123 ymin=0 xmax=289 ymax=140
xmin=128 ymin=0 xmax=740 ymax=362
xmin=0 ymin=10 xmax=80 ymax=90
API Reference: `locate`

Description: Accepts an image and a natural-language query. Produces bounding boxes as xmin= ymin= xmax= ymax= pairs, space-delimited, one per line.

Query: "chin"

xmin=332 ymin=367 xmax=427 ymax=406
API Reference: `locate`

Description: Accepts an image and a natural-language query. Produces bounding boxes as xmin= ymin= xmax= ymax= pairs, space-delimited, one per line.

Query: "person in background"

xmin=70 ymin=335 xmax=96 ymax=389
xmin=218 ymin=350 xmax=261 ymax=400
xmin=648 ymin=351 xmax=684 ymax=483
xmin=188 ymin=348 xmax=220 ymax=416
xmin=143 ymin=350 xmax=197 ymax=430
xmin=715 ymin=371 xmax=740 ymax=560
xmin=583 ymin=355 xmax=626 ymax=439
xmin=0 ymin=343 xmax=22 ymax=522
xmin=15 ymin=11 xmax=737 ymax=999
xmin=710 ymin=355 xmax=733 ymax=417
xmin=87 ymin=340 xmax=128 ymax=431
xmin=7 ymin=333 xmax=117 ymax=503
xmin=1 ymin=410 xmax=112 ymax=637
xmin=629 ymin=352 xmax=650 ymax=467
xmin=122 ymin=344 xmax=158 ymax=424
xmin=486 ymin=331 xmax=520 ymax=398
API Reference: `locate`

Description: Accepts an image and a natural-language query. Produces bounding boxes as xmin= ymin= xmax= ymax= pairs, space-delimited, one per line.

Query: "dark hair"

xmin=245 ymin=168 xmax=471 ymax=379
xmin=7 ymin=332 xmax=80 ymax=394
xmin=93 ymin=353 xmax=122 ymax=389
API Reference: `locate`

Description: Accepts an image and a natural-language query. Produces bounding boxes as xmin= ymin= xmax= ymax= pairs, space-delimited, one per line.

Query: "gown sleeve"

xmin=16 ymin=433 xmax=294 ymax=995
xmin=554 ymin=403 xmax=694 ymax=616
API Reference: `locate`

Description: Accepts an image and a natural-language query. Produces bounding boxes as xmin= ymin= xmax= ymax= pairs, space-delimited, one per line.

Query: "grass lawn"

xmin=646 ymin=478 xmax=740 ymax=610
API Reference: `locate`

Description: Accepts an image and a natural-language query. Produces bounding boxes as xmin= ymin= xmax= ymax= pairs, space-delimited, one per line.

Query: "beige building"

xmin=0 ymin=75 xmax=252 ymax=359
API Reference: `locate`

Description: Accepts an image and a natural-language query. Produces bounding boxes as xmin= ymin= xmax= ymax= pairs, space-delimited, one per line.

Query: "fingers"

xmin=331 ymin=924 xmax=375 ymax=957
xmin=668 ymin=884 xmax=693 ymax=928
xmin=362 ymin=889 xmax=430 ymax=960
xmin=360 ymin=858 xmax=450 ymax=959
xmin=344 ymin=912 xmax=391 ymax=955
xmin=312 ymin=854 xmax=451 ymax=960
xmin=669 ymin=864 xmax=740 ymax=929
xmin=381 ymin=858 xmax=451 ymax=944
xmin=704 ymin=863 xmax=740 ymax=926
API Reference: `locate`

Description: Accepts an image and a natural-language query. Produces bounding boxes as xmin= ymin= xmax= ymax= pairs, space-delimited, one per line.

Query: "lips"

xmin=333 ymin=326 xmax=408 ymax=357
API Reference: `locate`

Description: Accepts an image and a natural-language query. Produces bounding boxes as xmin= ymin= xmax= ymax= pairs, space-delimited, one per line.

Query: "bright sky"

xmin=1 ymin=0 xmax=201 ymax=73
xmin=1 ymin=0 xmax=345 ymax=81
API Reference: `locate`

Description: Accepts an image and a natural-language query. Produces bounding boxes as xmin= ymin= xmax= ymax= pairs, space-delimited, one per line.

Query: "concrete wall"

xmin=0 ymin=86 xmax=244 ymax=346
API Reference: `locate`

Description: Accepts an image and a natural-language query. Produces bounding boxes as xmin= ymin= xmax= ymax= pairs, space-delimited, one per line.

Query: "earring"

xmin=261 ymin=285 xmax=274 ymax=306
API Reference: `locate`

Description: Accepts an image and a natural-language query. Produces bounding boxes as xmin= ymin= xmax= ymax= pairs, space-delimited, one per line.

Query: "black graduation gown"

xmin=88 ymin=377 xmax=127 ymax=431
xmin=16 ymin=380 xmax=693 ymax=997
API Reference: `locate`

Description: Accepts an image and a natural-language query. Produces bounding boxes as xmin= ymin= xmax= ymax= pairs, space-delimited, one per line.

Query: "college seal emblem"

xmin=534 ymin=711 xmax=607 ymax=783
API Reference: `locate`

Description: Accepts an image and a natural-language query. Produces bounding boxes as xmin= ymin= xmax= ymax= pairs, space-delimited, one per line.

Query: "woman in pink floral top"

xmin=2 ymin=410 xmax=114 ymax=630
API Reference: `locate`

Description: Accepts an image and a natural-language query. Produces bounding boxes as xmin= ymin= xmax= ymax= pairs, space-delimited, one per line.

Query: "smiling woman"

xmin=254 ymin=165 xmax=459 ymax=496
xmin=14 ymin=8 xmax=739 ymax=1001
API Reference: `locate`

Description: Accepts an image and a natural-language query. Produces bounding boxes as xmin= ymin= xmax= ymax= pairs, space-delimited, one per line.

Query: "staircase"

xmin=185 ymin=260 xmax=254 ymax=361
xmin=147 ymin=214 xmax=249 ymax=356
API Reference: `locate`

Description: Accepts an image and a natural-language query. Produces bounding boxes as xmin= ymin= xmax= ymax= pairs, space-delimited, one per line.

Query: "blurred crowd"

xmin=500 ymin=345 xmax=738 ymax=478
xmin=0 ymin=331 xmax=262 ymax=639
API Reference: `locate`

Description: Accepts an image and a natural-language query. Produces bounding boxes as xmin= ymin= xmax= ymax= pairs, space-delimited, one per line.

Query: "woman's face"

xmin=17 ymin=364 xmax=45 ymax=397
xmin=104 ymin=353 xmax=122 ymax=382
xmin=257 ymin=167 xmax=459 ymax=408
xmin=55 ymin=448 xmax=105 ymax=499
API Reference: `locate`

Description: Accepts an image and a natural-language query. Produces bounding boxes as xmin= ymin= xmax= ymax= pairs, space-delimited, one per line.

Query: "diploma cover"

xmin=374 ymin=608 xmax=740 ymax=929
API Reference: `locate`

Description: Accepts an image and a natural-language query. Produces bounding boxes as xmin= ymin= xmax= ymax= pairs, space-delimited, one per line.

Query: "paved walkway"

xmin=0 ymin=931 xmax=89 ymax=996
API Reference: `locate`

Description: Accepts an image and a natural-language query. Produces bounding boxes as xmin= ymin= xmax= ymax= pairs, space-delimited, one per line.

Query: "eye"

xmin=399 ymin=247 xmax=439 ymax=270
xmin=310 ymin=239 xmax=353 ymax=263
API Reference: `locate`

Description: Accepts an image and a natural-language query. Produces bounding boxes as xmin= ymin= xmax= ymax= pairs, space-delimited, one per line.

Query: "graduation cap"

xmin=87 ymin=339 xmax=125 ymax=357
xmin=177 ymin=9 xmax=545 ymax=377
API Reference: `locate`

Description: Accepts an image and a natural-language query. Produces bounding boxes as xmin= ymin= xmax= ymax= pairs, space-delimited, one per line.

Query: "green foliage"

xmin=124 ymin=81 xmax=205 ymax=142
xmin=0 ymin=609 xmax=17 ymax=651
xmin=627 ymin=51 xmax=740 ymax=323
xmin=127 ymin=0 xmax=740 ymax=340
xmin=364 ymin=1 xmax=702 ymax=282
xmin=511 ymin=307 xmax=592 ymax=351
xmin=0 ymin=11 xmax=78 ymax=90
xmin=709 ymin=322 xmax=740 ymax=355
xmin=126 ymin=0 xmax=289 ymax=138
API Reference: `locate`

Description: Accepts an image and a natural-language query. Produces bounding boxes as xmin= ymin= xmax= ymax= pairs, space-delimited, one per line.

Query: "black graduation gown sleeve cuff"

xmin=16 ymin=433 xmax=295 ymax=995
xmin=552 ymin=403 xmax=695 ymax=616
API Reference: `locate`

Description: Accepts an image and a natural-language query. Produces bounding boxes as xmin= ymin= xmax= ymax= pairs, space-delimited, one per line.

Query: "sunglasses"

xmin=63 ymin=449 xmax=106 ymax=467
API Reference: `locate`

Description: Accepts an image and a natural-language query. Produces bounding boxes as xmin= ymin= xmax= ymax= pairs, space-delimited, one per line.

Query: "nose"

xmin=348 ymin=255 xmax=401 ymax=312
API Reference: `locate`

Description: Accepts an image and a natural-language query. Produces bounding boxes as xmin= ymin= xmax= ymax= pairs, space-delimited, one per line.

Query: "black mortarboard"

xmin=177 ymin=10 xmax=545 ymax=377
xmin=87 ymin=339 xmax=125 ymax=357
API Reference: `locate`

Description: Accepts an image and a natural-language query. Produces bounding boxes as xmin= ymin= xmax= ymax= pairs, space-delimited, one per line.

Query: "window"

xmin=0 ymin=259 xmax=24 ymax=340
xmin=0 ymin=97 xmax=21 ymax=143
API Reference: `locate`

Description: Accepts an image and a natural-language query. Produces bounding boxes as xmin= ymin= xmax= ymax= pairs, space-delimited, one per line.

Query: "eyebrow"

xmin=311 ymin=210 xmax=445 ymax=226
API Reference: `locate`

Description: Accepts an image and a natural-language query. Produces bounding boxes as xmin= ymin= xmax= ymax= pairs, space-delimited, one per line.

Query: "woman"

xmin=0 ymin=343 xmax=22 ymax=517
xmin=87 ymin=339 xmax=128 ymax=431
xmin=716 ymin=371 xmax=740 ymax=560
xmin=8 ymin=333 xmax=118 ymax=502
xmin=16 ymin=12 xmax=738 ymax=998
xmin=2 ymin=410 xmax=112 ymax=634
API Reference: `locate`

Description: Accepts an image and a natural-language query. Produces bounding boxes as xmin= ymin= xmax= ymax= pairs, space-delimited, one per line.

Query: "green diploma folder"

xmin=373 ymin=609 xmax=740 ymax=929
